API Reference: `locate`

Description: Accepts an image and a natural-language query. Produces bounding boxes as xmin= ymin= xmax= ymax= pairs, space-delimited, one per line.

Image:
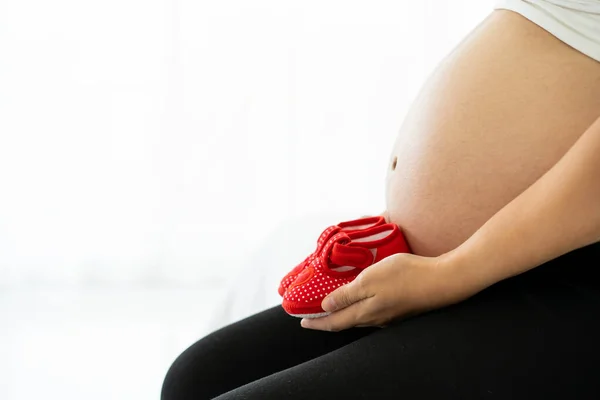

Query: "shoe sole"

xmin=288 ymin=311 xmax=330 ymax=319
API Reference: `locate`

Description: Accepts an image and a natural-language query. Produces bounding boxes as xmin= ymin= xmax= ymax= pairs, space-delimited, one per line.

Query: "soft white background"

xmin=0 ymin=1 xmax=492 ymax=399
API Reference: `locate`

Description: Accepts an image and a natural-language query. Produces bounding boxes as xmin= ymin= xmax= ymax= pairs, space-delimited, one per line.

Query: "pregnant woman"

xmin=162 ymin=2 xmax=600 ymax=399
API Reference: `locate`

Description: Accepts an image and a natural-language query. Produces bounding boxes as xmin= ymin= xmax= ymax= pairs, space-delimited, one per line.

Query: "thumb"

xmin=322 ymin=278 xmax=367 ymax=313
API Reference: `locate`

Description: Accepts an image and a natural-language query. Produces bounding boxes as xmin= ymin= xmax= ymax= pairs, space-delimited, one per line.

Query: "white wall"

xmin=0 ymin=0 xmax=493 ymax=287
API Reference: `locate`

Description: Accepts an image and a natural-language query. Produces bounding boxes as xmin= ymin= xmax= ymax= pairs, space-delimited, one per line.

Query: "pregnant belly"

xmin=386 ymin=10 xmax=600 ymax=256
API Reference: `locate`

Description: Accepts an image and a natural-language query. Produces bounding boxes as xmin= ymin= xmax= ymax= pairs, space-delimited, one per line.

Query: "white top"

xmin=495 ymin=0 xmax=600 ymax=62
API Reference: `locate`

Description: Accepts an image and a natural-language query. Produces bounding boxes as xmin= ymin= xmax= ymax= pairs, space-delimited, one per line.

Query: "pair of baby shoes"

xmin=279 ymin=216 xmax=411 ymax=318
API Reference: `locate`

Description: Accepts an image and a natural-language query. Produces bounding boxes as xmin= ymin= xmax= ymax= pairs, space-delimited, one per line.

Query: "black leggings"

xmin=162 ymin=243 xmax=600 ymax=399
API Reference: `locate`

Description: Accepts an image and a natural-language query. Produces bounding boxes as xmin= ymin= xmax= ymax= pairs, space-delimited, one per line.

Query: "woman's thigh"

xmin=215 ymin=245 xmax=600 ymax=399
xmin=161 ymin=305 xmax=377 ymax=400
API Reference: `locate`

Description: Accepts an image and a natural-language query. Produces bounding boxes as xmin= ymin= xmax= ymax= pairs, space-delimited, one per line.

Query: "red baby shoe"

xmin=282 ymin=223 xmax=411 ymax=318
xmin=277 ymin=215 xmax=386 ymax=297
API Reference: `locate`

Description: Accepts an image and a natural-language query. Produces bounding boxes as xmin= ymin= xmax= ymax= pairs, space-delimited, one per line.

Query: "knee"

xmin=160 ymin=338 xmax=228 ymax=400
xmin=161 ymin=343 xmax=208 ymax=400
xmin=160 ymin=352 xmax=188 ymax=400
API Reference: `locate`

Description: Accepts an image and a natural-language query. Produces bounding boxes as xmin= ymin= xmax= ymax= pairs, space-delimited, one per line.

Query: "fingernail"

xmin=300 ymin=319 xmax=310 ymax=328
xmin=322 ymin=296 xmax=337 ymax=312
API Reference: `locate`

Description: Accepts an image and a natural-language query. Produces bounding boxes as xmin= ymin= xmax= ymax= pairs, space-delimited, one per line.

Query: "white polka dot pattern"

xmin=282 ymin=232 xmax=359 ymax=315
xmin=277 ymin=225 xmax=340 ymax=296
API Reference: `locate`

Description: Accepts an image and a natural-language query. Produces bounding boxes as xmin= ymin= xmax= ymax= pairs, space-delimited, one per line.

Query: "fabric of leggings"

xmin=161 ymin=242 xmax=600 ymax=400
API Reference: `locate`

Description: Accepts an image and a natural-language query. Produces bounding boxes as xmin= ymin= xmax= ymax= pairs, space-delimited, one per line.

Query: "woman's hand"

xmin=300 ymin=252 xmax=480 ymax=331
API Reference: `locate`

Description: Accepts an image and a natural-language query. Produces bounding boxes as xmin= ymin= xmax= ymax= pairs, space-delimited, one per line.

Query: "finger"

xmin=301 ymin=300 xmax=370 ymax=332
xmin=321 ymin=277 xmax=369 ymax=313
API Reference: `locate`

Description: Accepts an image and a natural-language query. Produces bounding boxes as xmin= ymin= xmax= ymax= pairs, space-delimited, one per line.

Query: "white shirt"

xmin=495 ymin=0 xmax=600 ymax=61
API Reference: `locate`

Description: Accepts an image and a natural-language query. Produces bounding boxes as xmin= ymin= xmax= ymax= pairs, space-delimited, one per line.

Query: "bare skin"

xmin=303 ymin=112 xmax=600 ymax=331
xmin=302 ymin=10 xmax=600 ymax=331
xmin=385 ymin=10 xmax=600 ymax=257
